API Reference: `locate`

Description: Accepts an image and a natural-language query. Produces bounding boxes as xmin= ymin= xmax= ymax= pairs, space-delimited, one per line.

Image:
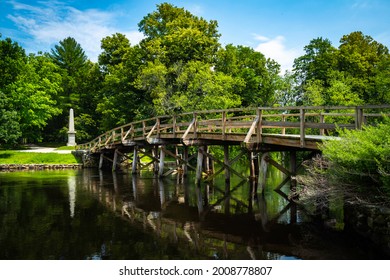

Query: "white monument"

xmin=67 ymin=108 xmax=76 ymax=146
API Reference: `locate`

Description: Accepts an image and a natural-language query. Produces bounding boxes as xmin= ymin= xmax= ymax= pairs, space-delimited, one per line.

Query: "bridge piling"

xmin=158 ymin=146 xmax=165 ymax=177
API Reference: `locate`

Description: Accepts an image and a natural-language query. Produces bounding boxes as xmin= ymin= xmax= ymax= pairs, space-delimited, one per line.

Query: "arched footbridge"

xmin=76 ymin=105 xmax=390 ymax=187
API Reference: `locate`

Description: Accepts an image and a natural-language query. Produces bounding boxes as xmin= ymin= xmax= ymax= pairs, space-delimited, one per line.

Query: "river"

xmin=0 ymin=165 xmax=388 ymax=260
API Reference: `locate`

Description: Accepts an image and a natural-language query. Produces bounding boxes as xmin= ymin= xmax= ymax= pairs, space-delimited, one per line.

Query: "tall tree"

xmin=293 ymin=32 xmax=390 ymax=106
xmin=49 ymin=37 xmax=87 ymax=74
xmin=45 ymin=37 xmax=91 ymax=142
xmin=337 ymin=31 xmax=389 ymax=103
xmin=0 ymin=36 xmax=25 ymax=144
xmin=0 ymin=35 xmax=27 ymax=89
xmin=138 ymin=2 xmax=220 ymax=65
xmin=215 ymin=44 xmax=281 ymax=107
xmin=96 ymin=33 xmax=149 ymax=131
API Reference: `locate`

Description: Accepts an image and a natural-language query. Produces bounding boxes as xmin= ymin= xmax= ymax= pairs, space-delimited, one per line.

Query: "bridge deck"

xmin=77 ymin=105 xmax=389 ymax=154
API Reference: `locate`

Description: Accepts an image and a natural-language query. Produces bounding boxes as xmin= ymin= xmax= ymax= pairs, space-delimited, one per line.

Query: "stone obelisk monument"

xmin=67 ymin=108 xmax=76 ymax=146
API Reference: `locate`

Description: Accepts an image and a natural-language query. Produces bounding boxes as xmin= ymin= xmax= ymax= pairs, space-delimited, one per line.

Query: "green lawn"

xmin=0 ymin=151 xmax=80 ymax=164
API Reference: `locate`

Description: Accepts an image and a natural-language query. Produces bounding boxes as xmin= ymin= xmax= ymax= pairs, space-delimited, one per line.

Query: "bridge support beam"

xmin=99 ymin=153 xmax=104 ymax=169
xmin=224 ymin=145 xmax=230 ymax=185
xmin=132 ymin=147 xmax=138 ymax=174
xmin=158 ymin=146 xmax=165 ymax=177
xmin=112 ymin=149 xmax=119 ymax=171
xmin=195 ymin=146 xmax=205 ymax=185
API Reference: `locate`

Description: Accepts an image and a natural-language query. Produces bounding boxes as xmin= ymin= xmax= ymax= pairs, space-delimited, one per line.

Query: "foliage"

xmin=215 ymin=44 xmax=281 ymax=107
xmin=293 ymin=32 xmax=390 ymax=107
xmin=1 ymin=3 xmax=390 ymax=148
xmin=0 ymin=91 xmax=21 ymax=145
xmin=320 ymin=118 xmax=390 ymax=195
xmin=138 ymin=2 xmax=220 ymax=65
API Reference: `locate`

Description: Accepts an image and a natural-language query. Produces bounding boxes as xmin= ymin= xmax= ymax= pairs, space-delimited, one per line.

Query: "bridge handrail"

xmin=76 ymin=105 xmax=390 ymax=151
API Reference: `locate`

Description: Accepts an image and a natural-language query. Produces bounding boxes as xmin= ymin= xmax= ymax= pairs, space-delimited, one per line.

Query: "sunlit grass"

xmin=0 ymin=151 xmax=80 ymax=164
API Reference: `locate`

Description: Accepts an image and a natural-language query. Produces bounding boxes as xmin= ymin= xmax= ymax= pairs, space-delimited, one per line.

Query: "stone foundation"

xmin=344 ymin=202 xmax=390 ymax=255
xmin=0 ymin=164 xmax=83 ymax=171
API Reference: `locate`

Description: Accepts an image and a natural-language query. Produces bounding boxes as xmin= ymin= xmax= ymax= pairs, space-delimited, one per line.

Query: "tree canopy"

xmin=0 ymin=3 xmax=389 ymax=146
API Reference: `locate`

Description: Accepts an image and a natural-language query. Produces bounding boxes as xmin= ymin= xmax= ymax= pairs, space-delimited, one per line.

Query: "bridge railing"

xmin=76 ymin=105 xmax=390 ymax=151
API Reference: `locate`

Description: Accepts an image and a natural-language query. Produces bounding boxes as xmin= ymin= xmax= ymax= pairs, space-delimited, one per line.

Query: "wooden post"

xmin=99 ymin=153 xmax=104 ymax=169
xmin=281 ymin=114 xmax=286 ymax=135
xmin=204 ymin=146 xmax=209 ymax=174
xmin=249 ymin=152 xmax=256 ymax=180
xmin=172 ymin=116 xmax=177 ymax=138
xmin=157 ymin=117 xmax=161 ymax=137
xmin=258 ymin=152 xmax=268 ymax=194
xmin=256 ymin=108 xmax=263 ymax=143
xmin=319 ymin=113 xmax=325 ymax=136
xmin=112 ymin=149 xmax=119 ymax=171
xmin=193 ymin=112 xmax=198 ymax=138
xmin=158 ymin=146 xmax=165 ymax=177
xmin=224 ymin=145 xmax=230 ymax=185
xmin=153 ymin=146 xmax=159 ymax=174
xmin=195 ymin=146 xmax=204 ymax=185
xmin=183 ymin=146 xmax=189 ymax=177
xmin=222 ymin=111 xmax=227 ymax=140
xmin=300 ymin=108 xmax=305 ymax=148
xmin=355 ymin=107 xmax=364 ymax=129
xmin=132 ymin=147 xmax=138 ymax=174
xmin=290 ymin=151 xmax=297 ymax=194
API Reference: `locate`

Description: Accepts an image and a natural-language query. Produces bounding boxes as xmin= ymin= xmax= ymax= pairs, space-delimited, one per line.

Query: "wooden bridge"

xmin=76 ymin=105 xmax=390 ymax=189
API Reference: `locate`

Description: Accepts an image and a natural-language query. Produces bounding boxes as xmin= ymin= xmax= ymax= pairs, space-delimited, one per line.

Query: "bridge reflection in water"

xmin=76 ymin=168 xmax=379 ymax=260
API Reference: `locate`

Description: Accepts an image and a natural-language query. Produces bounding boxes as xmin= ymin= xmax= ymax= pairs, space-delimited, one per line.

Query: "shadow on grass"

xmin=0 ymin=153 xmax=12 ymax=159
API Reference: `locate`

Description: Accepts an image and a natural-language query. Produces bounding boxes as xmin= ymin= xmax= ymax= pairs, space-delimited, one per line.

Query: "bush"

xmin=320 ymin=118 xmax=390 ymax=194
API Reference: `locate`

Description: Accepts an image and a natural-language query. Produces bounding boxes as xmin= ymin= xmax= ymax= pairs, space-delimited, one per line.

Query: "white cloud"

xmin=253 ymin=34 xmax=301 ymax=74
xmin=7 ymin=1 xmax=144 ymax=61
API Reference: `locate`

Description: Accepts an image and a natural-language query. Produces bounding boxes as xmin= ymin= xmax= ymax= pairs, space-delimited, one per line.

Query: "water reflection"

xmin=77 ymin=169 xmax=384 ymax=260
xmin=0 ymin=169 xmax=387 ymax=260
xmin=68 ymin=176 xmax=76 ymax=218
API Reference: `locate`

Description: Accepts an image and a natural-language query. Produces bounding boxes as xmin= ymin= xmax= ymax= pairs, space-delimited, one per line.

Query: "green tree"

xmin=9 ymin=54 xmax=62 ymax=142
xmin=138 ymin=2 xmax=220 ymax=65
xmin=338 ymin=31 xmax=389 ymax=104
xmin=215 ymin=44 xmax=281 ymax=107
xmin=0 ymin=35 xmax=27 ymax=89
xmin=0 ymin=91 xmax=21 ymax=145
xmin=97 ymin=34 xmax=150 ymax=131
xmin=45 ymin=37 xmax=92 ymax=142
xmin=294 ymin=32 xmax=390 ymax=106
xmin=0 ymin=36 xmax=25 ymax=144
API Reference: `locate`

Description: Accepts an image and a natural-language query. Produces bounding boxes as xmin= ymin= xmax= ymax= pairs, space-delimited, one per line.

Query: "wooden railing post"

xmin=142 ymin=121 xmax=146 ymax=138
xmin=172 ymin=115 xmax=177 ymax=138
xmin=256 ymin=108 xmax=263 ymax=143
xmin=193 ymin=112 xmax=198 ymax=138
xmin=281 ymin=113 xmax=286 ymax=135
xmin=156 ymin=117 xmax=161 ymax=137
xmin=222 ymin=111 xmax=227 ymax=140
xmin=300 ymin=108 xmax=305 ymax=148
xmin=355 ymin=106 xmax=364 ymax=129
xmin=319 ymin=113 xmax=325 ymax=136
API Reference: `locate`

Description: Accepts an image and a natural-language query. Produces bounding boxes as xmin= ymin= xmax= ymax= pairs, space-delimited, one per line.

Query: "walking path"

xmin=17 ymin=145 xmax=73 ymax=154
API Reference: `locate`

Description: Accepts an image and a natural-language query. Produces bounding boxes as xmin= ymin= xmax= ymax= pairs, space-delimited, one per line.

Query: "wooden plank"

xmin=182 ymin=118 xmax=196 ymax=139
xmin=244 ymin=116 xmax=259 ymax=143
xmin=300 ymin=108 xmax=305 ymax=148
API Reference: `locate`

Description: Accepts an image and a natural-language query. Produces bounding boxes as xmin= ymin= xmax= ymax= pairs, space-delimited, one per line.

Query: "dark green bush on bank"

xmin=320 ymin=118 xmax=390 ymax=195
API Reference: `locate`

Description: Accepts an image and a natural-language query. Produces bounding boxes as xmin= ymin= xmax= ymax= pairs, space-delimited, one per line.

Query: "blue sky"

xmin=1 ymin=0 xmax=389 ymax=72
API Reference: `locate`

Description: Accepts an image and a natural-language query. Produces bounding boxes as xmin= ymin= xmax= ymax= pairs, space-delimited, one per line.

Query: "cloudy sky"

xmin=1 ymin=0 xmax=389 ymax=73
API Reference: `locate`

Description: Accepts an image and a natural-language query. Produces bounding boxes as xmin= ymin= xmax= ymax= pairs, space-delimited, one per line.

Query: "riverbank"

xmin=0 ymin=163 xmax=83 ymax=170
xmin=0 ymin=146 xmax=80 ymax=169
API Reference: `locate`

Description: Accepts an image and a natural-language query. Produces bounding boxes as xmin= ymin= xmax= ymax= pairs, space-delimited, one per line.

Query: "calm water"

xmin=0 ymin=167 xmax=388 ymax=260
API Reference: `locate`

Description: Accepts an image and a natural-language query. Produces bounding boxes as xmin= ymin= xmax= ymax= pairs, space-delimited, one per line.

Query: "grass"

xmin=55 ymin=146 xmax=76 ymax=151
xmin=0 ymin=151 xmax=80 ymax=164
